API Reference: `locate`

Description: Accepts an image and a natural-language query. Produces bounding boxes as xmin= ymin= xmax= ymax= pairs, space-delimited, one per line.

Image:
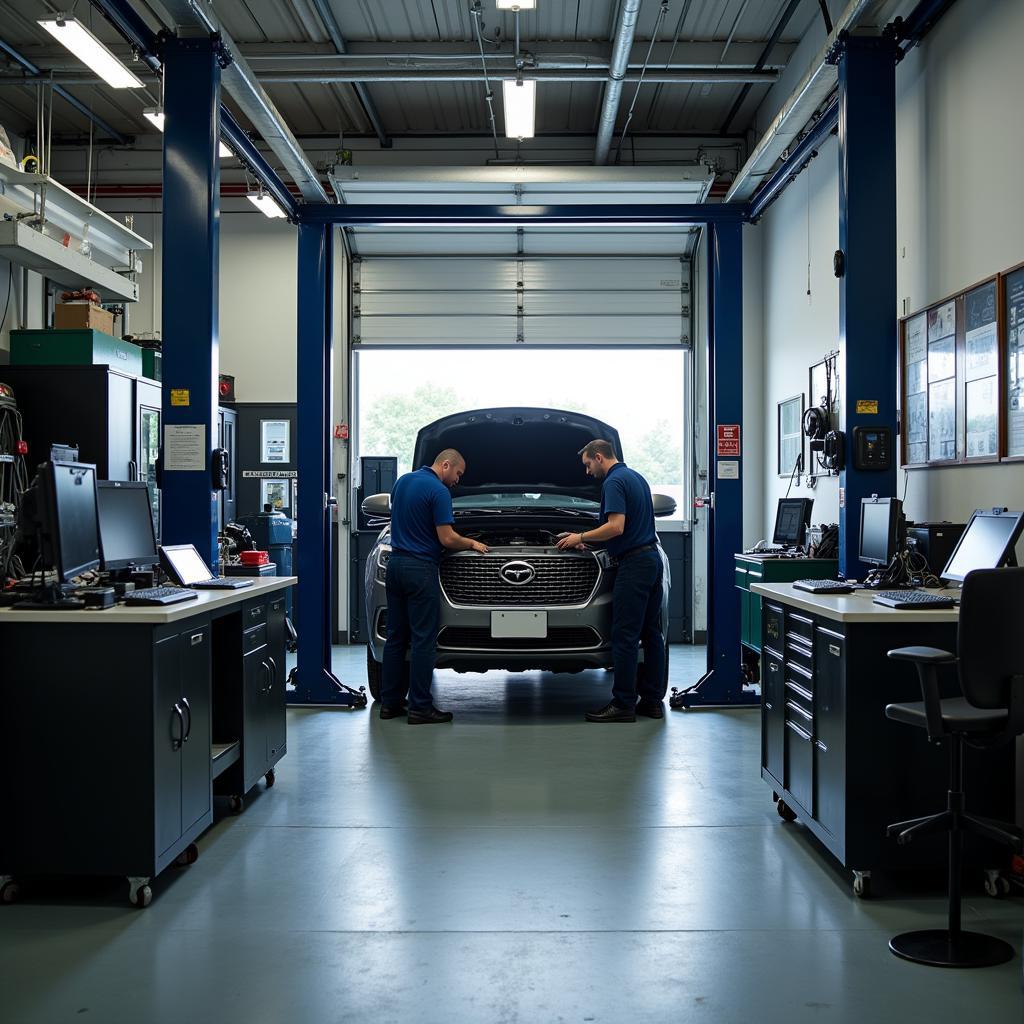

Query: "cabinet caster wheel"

xmin=265 ymin=769 xmax=276 ymax=788
xmin=128 ymin=878 xmax=153 ymax=908
xmin=984 ymin=871 xmax=1010 ymax=898
xmin=0 ymin=878 xmax=20 ymax=904
xmin=852 ymin=872 xmax=871 ymax=899
xmin=776 ymin=799 xmax=797 ymax=822
xmin=174 ymin=843 xmax=199 ymax=867
xmin=229 ymin=795 xmax=244 ymax=814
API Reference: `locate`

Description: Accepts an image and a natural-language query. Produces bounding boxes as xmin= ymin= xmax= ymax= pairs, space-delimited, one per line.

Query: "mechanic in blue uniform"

xmin=556 ymin=439 xmax=666 ymax=722
xmin=381 ymin=448 xmax=489 ymax=724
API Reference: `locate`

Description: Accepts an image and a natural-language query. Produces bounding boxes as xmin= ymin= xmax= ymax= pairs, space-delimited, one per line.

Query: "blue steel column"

xmin=674 ymin=221 xmax=756 ymax=708
xmin=836 ymin=35 xmax=898 ymax=576
xmin=294 ymin=222 xmax=347 ymax=704
xmin=161 ymin=36 xmax=220 ymax=569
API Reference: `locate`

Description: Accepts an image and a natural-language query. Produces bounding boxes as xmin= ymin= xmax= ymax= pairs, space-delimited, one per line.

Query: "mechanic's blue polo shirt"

xmin=599 ymin=461 xmax=657 ymax=558
xmin=389 ymin=466 xmax=455 ymax=563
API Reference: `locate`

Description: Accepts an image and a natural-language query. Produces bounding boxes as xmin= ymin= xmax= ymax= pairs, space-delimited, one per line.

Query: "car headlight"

xmin=375 ymin=544 xmax=391 ymax=582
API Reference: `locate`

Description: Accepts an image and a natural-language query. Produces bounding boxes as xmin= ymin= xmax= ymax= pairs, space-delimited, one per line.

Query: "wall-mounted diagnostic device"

xmin=852 ymin=426 xmax=893 ymax=471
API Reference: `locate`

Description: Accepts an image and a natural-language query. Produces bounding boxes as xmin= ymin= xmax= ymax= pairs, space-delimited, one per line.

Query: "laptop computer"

xmin=160 ymin=544 xmax=255 ymax=590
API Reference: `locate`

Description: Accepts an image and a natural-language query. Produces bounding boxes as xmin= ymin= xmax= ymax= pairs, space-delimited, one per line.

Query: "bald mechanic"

xmin=380 ymin=448 xmax=489 ymax=724
xmin=557 ymin=440 xmax=666 ymax=722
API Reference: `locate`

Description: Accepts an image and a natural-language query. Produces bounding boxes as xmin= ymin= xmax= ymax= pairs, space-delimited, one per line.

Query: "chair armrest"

xmin=887 ymin=646 xmax=957 ymax=665
xmin=888 ymin=647 xmax=953 ymax=741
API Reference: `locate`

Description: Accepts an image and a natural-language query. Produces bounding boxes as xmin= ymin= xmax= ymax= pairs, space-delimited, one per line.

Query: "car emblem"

xmin=499 ymin=560 xmax=536 ymax=586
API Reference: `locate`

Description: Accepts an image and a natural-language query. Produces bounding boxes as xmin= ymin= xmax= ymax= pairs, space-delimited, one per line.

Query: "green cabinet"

xmin=735 ymin=554 xmax=837 ymax=653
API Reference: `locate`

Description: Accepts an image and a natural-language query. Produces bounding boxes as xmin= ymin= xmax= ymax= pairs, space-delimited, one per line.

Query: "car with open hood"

xmin=362 ymin=407 xmax=676 ymax=699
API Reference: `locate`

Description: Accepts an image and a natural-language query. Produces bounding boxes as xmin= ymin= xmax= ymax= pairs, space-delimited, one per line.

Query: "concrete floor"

xmin=2 ymin=644 xmax=1022 ymax=1022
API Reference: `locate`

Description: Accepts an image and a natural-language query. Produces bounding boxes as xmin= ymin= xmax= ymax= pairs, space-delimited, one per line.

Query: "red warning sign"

xmin=717 ymin=424 xmax=741 ymax=457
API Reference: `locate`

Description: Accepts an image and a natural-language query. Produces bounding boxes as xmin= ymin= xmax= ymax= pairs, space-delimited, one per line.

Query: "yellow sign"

xmin=856 ymin=399 xmax=879 ymax=414
xmin=170 ymin=389 xmax=190 ymax=407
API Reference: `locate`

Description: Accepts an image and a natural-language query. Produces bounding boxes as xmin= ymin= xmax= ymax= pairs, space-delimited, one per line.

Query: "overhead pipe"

xmin=594 ymin=0 xmax=642 ymax=165
xmin=0 ymin=37 xmax=128 ymax=144
xmin=725 ymin=0 xmax=873 ymax=203
xmin=153 ymin=0 xmax=329 ymax=203
xmin=308 ymin=0 xmax=389 ymax=147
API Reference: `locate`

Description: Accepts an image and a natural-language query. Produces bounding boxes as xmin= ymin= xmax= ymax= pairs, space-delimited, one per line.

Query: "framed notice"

xmin=260 ymin=478 xmax=289 ymax=510
xmin=261 ymin=419 xmax=290 ymax=464
xmin=777 ymin=394 xmax=804 ymax=477
xmin=1005 ymin=265 xmax=1024 ymax=459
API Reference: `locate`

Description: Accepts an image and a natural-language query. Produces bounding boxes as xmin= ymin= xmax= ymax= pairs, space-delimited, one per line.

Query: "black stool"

xmin=885 ymin=567 xmax=1024 ymax=968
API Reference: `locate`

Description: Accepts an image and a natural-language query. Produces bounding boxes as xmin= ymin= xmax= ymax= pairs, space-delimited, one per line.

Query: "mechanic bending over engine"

xmin=557 ymin=439 xmax=666 ymax=723
xmin=380 ymin=448 xmax=489 ymax=725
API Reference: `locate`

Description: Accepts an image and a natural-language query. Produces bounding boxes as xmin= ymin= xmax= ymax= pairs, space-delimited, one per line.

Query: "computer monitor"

xmin=941 ymin=508 xmax=1024 ymax=582
xmin=773 ymin=498 xmax=814 ymax=548
xmin=97 ymin=480 xmax=159 ymax=570
xmin=160 ymin=543 xmax=217 ymax=586
xmin=20 ymin=461 xmax=101 ymax=581
xmin=859 ymin=496 xmax=903 ymax=566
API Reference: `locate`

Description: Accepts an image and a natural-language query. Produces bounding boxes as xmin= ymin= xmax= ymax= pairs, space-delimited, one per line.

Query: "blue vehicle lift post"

xmin=833 ymin=33 xmax=899 ymax=576
xmin=159 ymin=35 xmax=221 ymax=570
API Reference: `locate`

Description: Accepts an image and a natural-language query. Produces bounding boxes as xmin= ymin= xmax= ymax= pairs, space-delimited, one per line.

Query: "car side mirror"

xmin=652 ymin=493 xmax=677 ymax=518
xmin=361 ymin=492 xmax=392 ymax=520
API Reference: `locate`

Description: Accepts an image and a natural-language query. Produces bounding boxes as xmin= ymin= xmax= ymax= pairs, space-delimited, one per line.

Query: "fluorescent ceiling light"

xmin=143 ymin=109 xmax=232 ymax=158
xmin=497 ymin=0 xmax=536 ymax=8
xmin=38 ymin=16 xmax=143 ymax=89
xmin=502 ymin=79 xmax=536 ymax=139
xmin=247 ymin=191 xmax=287 ymax=219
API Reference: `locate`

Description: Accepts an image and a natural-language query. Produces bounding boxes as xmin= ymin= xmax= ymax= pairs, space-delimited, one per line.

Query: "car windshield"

xmin=452 ymin=492 xmax=599 ymax=511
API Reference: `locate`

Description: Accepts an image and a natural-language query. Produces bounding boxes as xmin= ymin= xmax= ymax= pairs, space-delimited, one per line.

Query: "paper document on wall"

xmin=164 ymin=425 xmax=207 ymax=472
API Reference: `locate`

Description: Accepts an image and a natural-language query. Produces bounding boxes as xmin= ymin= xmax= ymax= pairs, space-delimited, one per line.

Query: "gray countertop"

xmin=750 ymin=582 xmax=961 ymax=624
xmin=0 ymin=576 xmax=296 ymax=625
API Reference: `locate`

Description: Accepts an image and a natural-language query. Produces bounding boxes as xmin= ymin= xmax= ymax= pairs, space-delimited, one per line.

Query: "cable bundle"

xmin=864 ymin=545 xmax=942 ymax=590
xmin=0 ymin=383 xmax=29 ymax=583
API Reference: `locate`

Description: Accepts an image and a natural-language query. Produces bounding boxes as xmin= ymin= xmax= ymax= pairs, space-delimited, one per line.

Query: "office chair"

xmin=884 ymin=567 xmax=1024 ymax=967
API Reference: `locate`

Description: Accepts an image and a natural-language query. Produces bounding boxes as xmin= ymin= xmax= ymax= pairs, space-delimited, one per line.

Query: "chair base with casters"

xmin=886 ymin=604 xmax=1024 ymax=968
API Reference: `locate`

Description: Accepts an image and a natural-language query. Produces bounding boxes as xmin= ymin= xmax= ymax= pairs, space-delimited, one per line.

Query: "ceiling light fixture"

xmin=496 ymin=0 xmax=536 ymax=9
xmin=38 ymin=16 xmax=144 ymax=89
xmin=502 ymin=77 xmax=536 ymax=139
xmin=143 ymin=108 xmax=232 ymax=158
xmin=247 ymin=189 xmax=287 ymax=219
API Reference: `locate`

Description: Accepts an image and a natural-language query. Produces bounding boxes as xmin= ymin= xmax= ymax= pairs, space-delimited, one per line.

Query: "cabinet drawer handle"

xmin=191 ymin=633 xmax=203 ymax=646
xmin=828 ymin=644 xmax=841 ymax=657
xmin=816 ymin=740 xmax=828 ymax=752
xmin=171 ymin=703 xmax=185 ymax=750
xmin=785 ymin=720 xmax=812 ymax=742
xmin=267 ymin=655 xmax=278 ymax=693
xmin=250 ymin=607 xmax=261 ymax=620
xmin=181 ymin=696 xmax=192 ymax=742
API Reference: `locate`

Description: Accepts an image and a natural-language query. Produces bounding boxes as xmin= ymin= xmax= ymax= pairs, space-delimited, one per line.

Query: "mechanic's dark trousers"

xmin=610 ymin=547 xmax=666 ymax=708
xmin=382 ymin=553 xmax=441 ymax=711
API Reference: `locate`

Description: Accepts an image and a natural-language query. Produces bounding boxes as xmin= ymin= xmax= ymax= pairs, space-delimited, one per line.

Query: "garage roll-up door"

xmin=353 ymin=255 xmax=692 ymax=347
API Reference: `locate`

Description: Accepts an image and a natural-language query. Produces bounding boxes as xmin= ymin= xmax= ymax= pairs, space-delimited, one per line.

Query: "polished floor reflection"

xmin=1 ymin=645 xmax=1021 ymax=1023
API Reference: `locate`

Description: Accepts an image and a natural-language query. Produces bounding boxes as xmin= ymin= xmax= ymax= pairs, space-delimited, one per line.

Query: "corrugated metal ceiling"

xmin=0 ymin=0 xmax=822 ymax=142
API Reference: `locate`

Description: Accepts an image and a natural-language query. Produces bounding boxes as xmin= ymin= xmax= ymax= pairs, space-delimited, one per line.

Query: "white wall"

xmin=755 ymin=0 xmax=1024 ymax=541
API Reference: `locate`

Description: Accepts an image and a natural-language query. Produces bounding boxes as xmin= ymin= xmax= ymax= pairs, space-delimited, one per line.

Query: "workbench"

xmin=0 ymin=577 xmax=295 ymax=908
xmin=750 ymin=582 xmax=1015 ymax=897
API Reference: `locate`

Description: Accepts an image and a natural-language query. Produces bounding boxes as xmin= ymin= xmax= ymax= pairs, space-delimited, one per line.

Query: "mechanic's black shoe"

xmin=379 ymin=702 xmax=407 ymax=720
xmin=636 ymin=699 xmax=665 ymax=720
xmin=585 ymin=701 xmax=636 ymax=723
xmin=408 ymin=706 xmax=454 ymax=725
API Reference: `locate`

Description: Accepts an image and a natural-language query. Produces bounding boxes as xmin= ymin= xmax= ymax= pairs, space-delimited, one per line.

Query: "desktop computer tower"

xmin=906 ymin=522 xmax=965 ymax=575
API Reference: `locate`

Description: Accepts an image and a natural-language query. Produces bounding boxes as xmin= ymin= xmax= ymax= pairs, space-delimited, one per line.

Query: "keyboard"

xmin=124 ymin=586 xmax=199 ymax=606
xmin=793 ymin=579 xmax=853 ymax=594
xmin=872 ymin=590 xmax=956 ymax=609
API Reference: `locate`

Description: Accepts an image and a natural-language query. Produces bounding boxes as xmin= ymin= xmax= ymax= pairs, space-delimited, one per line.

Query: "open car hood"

xmin=413 ymin=407 xmax=622 ymax=501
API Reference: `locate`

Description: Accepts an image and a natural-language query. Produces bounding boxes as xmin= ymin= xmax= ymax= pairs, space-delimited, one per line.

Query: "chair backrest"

xmin=958 ymin=567 xmax=1024 ymax=708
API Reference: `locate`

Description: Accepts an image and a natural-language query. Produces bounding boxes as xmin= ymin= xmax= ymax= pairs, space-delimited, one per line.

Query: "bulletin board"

xmin=1004 ymin=262 xmax=1024 ymax=461
xmin=899 ymin=274 xmax=1001 ymax=467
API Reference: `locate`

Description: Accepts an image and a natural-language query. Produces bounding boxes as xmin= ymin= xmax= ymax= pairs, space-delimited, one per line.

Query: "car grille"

xmin=440 ymin=555 xmax=600 ymax=606
xmin=437 ymin=626 xmax=602 ymax=650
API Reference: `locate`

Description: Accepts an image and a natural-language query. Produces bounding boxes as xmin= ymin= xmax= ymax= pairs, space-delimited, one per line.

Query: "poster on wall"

xmin=1007 ymin=267 xmax=1024 ymax=457
xmin=964 ymin=281 xmax=998 ymax=382
xmin=260 ymin=419 xmax=291 ymax=464
xmin=928 ymin=301 xmax=955 ymax=343
xmin=928 ymin=378 xmax=956 ymax=460
xmin=965 ymin=377 xmax=998 ymax=458
xmin=260 ymin=479 xmax=289 ymax=510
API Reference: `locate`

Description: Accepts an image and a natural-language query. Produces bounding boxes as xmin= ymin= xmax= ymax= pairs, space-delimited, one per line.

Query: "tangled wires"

xmin=0 ymin=383 xmax=29 ymax=582
xmin=864 ymin=544 xmax=942 ymax=589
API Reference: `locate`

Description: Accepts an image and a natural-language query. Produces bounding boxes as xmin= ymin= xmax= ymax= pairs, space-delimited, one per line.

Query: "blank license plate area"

xmin=491 ymin=610 xmax=548 ymax=638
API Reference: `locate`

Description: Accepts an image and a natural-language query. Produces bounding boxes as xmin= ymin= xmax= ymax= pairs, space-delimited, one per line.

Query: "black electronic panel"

xmin=942 ymin=509 xmax=1024 ymax=582
xmin=773 ymin=498 xmax=813 ymax=548
xmin=97 ymin=480 xmax=159 ymax=570
xmin=859 ymin=496 xmax=903 ymax=566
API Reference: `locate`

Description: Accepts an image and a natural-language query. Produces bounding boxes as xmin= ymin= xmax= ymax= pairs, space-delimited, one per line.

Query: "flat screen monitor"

xmin=23 ymin=461 xmax=102 ymax=581
xmin=941 ymin=508 xmax=1024 ymax=582
xmin=160 ymin=543 xmax=217 ymax=586
xmin=859 ymin=496 xmax=903 ymax=566
xmin=773 ymin=498 xmax=813 ymax=548
xmin=97 ymin=480 xmax=159 ymax=570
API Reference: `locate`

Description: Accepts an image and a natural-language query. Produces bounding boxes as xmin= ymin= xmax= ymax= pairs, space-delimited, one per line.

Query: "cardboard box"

xmin=54 ymin=302 xmax=115 ymax=335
